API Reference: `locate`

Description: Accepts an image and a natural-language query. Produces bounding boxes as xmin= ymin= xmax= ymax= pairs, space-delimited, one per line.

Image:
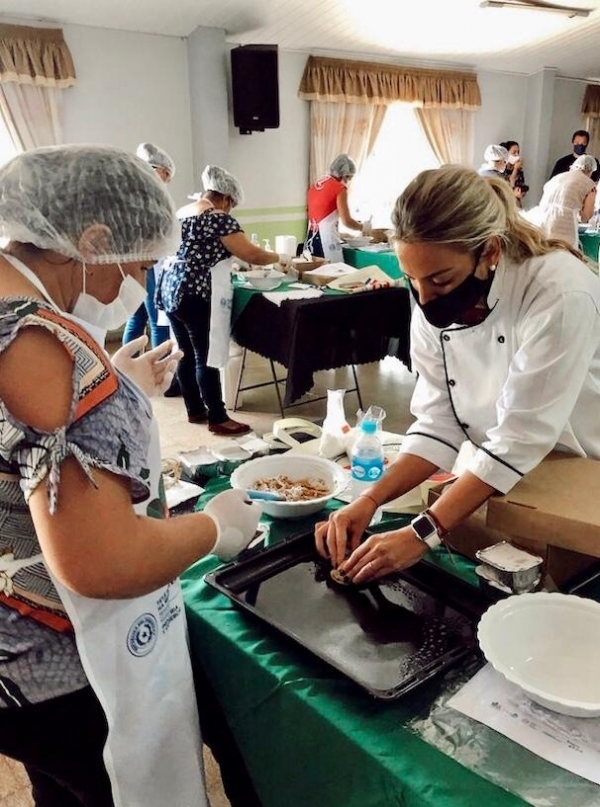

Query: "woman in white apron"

xmin=316 ymin=164 xmax=600 ymax=582
xmin=305 ymin=154 xmax=365 ymax=261
xmin=156 ymin=164 xmax=291 ymax=436
xmin=0 ymin=146 xmax=263 ymax=807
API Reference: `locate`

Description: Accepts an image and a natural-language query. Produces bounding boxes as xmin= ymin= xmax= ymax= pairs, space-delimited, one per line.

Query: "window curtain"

xmin=0 ymin=24 xmax=76 ymax=151
xmin=414 ymin=107 xmax=475 ymax=166
xmin=582 ymin=85 xmax=600 ymax=162
xmin=299 ymin=55 xmax=480 ymax=182
xmin=309 ymin=101 xmax=387 ymax=184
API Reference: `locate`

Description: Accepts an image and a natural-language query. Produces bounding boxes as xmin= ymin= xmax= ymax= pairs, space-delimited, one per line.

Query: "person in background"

xmin=122 ymin=142 xmax=174 ymax=349
xmin=524 ymin=154 xmax=596 ymax=248
xmin=477 ymin=144 xmax=509 ymax=179
xmin=0 ymin=145 xmax=264 ymax=807
xmin=499 ymin=140 xmax=526 ymax=188
xmin=513 ymin=183 xmax=529 ymax=209
xmin=315 ymin=164 xmax=600 ymax=583
xmin=549 ymin=129 xmax=600 ymax=182
xmin=306 ymin=153 xmax=366 ymax=261
xmin=157 ymin=165 xmax=291 ymax=436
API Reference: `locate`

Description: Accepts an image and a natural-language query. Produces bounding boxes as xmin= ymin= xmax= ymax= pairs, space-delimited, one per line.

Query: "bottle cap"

xmin=360 ymin=419 xmax=377 ymax=434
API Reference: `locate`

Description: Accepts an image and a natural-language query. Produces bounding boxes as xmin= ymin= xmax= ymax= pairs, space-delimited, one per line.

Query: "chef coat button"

xmin=443 ymin=334 xmax=450 ymax=341
xmin=461 ymin=423 xmax=469 ymax=429
xmin=497 ymin=335 xmax=505 ymax=343
xmin=448 ymin=379 xmax=456 ymax=387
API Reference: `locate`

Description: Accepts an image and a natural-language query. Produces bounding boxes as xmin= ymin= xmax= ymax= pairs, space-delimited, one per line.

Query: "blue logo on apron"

xmin=127 ymin=613 xmax=158 ymax=657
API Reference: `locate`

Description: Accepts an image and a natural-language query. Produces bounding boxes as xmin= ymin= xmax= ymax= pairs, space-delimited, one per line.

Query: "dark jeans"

xmin=0 ymin=686 xmax=113 ymax=807
xmin=0 ymin=672 xmax=264 ymax=807
xmin=167 ymin=295 xmax=228 ymax=424
xmin=122 ymin=266 xmax=170 ymax=348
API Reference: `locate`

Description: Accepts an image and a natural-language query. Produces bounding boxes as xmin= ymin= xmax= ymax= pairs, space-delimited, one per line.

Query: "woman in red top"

xmin=306 ymin=154 xmax=364 ymax=261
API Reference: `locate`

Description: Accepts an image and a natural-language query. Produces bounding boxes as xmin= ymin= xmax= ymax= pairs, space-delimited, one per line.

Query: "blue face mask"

xmin=574 ymin=144 xmax=587 ymax=156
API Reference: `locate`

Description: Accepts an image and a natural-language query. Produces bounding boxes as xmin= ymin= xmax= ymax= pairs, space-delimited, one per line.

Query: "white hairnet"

xmin=136 ymin=142 xmax=176 ymax=178
xmin=484 ymin=144 xmax=509 ymax=163
xmin=329 ymin=154 xmax=356 ymax=179
xmin=0 ymin=145 xmax=180 ymax=265
xmin=571 ymin=154 xmax=596 ymax=173
xmin=201 ymin=165 xmax=244 ymax=207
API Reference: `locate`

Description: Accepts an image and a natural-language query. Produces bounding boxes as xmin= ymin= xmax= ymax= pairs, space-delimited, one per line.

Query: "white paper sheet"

xmin=449 ymin=664 xmax=600 ymax=786
xmin=163 ymin=478 xmax=205 ymax=510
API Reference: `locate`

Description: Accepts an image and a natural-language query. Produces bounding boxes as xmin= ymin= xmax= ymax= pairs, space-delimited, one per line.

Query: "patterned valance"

xmin=299 ymin=55 xmax=480 ymax=110
xmin=582 ymin=84 xmax=600 ymax=118
xmin=0 ymin=24 xmax=76 ymax=88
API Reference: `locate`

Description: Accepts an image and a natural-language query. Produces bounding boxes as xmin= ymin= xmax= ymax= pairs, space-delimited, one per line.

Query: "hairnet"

xmin=484 ymin=144 xmax=509 ymax=163
xmin=329 ymin=154 xmax=356 ymax=179
xmin=0 ymin=145 xmax=180 ymax=265
xmin=136 ymin=142 xmax=176 ymax=178
xmin=570 ymin=154 xmax=596 ymax=173
xmin=201 ymin=165 xmax=244 ymax=207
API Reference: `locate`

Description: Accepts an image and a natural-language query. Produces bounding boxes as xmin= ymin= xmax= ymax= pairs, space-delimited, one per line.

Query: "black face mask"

xmin=573 ymin=144 xmax=587 ymax=156
xmin=410 ymin=266 xmax=493 ymax=329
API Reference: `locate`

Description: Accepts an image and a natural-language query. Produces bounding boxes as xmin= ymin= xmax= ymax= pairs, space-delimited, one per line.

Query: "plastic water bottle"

xmin=350 ymin=418 xmax=384 ymax=525
xmin=250 ymin=233 xmax=260 ymax=246
xmin=263 ymin=238 xmax=272 ymax=252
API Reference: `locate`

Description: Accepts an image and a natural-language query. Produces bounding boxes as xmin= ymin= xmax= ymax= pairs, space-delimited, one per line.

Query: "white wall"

xmin=548 ymin=77 xmax=588 ymax=176
xmin=474 ymin=70 xmax=527 ymax=164
xmin=60 ymin=24 xmax=194 ymax=208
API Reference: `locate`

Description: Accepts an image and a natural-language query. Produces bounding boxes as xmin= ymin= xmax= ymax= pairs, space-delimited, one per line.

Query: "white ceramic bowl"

xmin=344 ymin=236 xmax=373 ymax=248
xmin=243 ymin=269 xmax=285 ymax=291
xmin=230 ymin=454 xmax=349 ymax=519
xmin=478 ymin=592 xmax=600 ymax=717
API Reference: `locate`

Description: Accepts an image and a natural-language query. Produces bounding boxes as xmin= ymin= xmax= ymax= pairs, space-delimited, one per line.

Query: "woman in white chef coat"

xmin=316 ymin=164 xmax=600 ymax=583
xmin=0 ymin=145 xmax=263 ymax=807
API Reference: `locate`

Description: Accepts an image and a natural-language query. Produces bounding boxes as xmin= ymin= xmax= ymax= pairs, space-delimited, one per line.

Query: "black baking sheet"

xmin=205 ymin=531 xmax=487 ymax=699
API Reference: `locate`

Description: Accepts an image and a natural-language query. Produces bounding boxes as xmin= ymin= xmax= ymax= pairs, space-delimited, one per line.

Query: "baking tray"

xmin=205 ymin=531 xmax=492 ymax=699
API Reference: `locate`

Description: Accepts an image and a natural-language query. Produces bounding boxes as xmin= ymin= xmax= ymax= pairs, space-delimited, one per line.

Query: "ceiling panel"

xmin=2 ymin=0 xmax=600 ymax=79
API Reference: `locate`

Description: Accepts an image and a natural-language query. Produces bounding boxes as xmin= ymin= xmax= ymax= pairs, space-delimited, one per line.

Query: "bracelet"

xmin=358 ymin=493 xmax=380 ymax=510
xmin=424 ymin=508 xmax=449 ymax=538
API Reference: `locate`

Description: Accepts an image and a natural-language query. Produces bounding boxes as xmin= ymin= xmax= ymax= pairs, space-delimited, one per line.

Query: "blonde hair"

xmin=391 ymin=164 xmax=580 ymax=261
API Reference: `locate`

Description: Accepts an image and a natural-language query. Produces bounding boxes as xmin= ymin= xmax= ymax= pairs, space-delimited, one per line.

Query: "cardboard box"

xmin=428 ymin=453 xmax=600 ymax=589
xmin=291 ymin=256 xmax=328 ymax=278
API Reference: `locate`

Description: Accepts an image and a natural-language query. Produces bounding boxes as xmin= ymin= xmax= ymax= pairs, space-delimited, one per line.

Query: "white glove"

xmin=111 ymin=336 xmax=183 ymax=397
xmin=204 ymin=489 xmax=263 ymax=560
xmin=275 ymin=253 xmax=292 ymax=271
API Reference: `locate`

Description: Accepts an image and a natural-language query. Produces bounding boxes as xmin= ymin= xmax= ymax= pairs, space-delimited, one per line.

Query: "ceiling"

xmin=4 ymin=0 xmax=600 ymax=80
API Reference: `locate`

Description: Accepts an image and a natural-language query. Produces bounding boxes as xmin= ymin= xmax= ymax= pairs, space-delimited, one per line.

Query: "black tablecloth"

xmin=231 ymin=287 xmax=411 ymax=405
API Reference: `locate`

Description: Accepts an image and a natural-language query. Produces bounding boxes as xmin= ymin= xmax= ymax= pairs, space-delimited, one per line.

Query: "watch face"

xmin=412 ymin=515 xmax=437 ymax=542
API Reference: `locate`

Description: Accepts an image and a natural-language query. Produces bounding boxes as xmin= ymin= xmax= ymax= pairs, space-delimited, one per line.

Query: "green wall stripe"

xmin=237 ymin=205 xmax=306 ymax=216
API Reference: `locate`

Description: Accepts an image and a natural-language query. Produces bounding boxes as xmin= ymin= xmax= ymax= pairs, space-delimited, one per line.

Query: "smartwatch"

xmin=410 ymin=511 xmax=443 ymax=549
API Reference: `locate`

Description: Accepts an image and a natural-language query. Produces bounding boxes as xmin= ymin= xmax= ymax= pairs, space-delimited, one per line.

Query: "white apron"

xmin=318 ymin=209 xmax=345 ymax=263
xmin=4 ymin=255 xmax=206 ymax=807
xmin=207 ymin=257 xmax=234 ymax=369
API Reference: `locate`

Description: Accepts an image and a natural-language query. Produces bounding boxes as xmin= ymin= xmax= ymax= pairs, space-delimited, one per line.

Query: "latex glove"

xmin=204 ymin=489 xmax=263 ymax=560
xmin=111 ymin=336 xmax=183 ymax=397
xmin=361 ymin=217 xmax=373 ymax=236
xmin=275 ymin=253 xmax=292 ymax=271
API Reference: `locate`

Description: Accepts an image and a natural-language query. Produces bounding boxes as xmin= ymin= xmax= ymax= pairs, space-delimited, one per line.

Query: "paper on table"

xmin=262 ymin=288 xmax=323 ymax=306
xmin=449 ymin=664 xmax=600 ymax=786
xmin=163 ymin=477 xmax=205 ymax=510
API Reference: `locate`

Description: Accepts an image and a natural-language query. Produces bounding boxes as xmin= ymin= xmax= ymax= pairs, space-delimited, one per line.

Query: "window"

xmin=0 ymin=116 xmax=17 ymax=168
xmin=349 ymin=103 xmax=439 ymax=229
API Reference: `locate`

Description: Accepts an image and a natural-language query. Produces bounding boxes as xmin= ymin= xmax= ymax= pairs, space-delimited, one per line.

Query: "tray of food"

xmin=205 ymin=531 xmax=493 ymax=699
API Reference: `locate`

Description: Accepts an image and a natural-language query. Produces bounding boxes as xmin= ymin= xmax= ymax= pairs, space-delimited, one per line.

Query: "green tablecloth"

xmin=181 ymin=480 xmax=528 ymax=807
xmin=342 ymin=246 xmax=404 ymax=279
xmin=579 ymin=231 xmax=600 ymax=263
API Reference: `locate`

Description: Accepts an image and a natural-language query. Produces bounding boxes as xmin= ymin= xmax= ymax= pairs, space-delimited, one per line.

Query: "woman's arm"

xmin=581 ymin=187 xmax=596 ymax=222
xmin=221 ymin=231 xmax=281 ymax=266
xmin=336 ymin=188 xmax=362 ymax=231
xmin=0 ymin=328 xmax=225 ymax=599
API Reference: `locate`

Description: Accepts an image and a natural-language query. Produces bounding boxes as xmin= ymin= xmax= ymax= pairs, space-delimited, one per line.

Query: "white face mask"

xmin=72 ymin=264 xmax=147 ymax=332
xmin=507 ymin=154 xmax=521 ymax=165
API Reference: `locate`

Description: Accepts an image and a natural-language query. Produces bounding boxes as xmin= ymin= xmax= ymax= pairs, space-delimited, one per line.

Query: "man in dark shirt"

xmin=549 ymin=129 xmax=600 ymax=182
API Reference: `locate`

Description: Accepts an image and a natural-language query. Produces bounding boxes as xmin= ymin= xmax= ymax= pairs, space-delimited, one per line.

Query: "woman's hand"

xmin=111 ymin=336 xmax=183 ymax=397
xmin=340 ymin=526 xmax=428 ymax=585
xmin=314 ymin=496 xmax=376 ymax=567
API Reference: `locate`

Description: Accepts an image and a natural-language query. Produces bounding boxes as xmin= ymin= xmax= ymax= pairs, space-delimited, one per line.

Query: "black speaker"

xmin=231 ymin=45 xmax=279 ymax=135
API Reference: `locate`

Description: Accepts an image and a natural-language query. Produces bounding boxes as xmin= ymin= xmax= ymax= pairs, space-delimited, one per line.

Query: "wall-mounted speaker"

xmin=231 ymin=44 xmax=279 ymax=135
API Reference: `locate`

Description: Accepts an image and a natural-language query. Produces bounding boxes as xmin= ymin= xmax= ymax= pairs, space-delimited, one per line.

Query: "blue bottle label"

xmin=351 ymin=456 xmax=384 ymax=482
